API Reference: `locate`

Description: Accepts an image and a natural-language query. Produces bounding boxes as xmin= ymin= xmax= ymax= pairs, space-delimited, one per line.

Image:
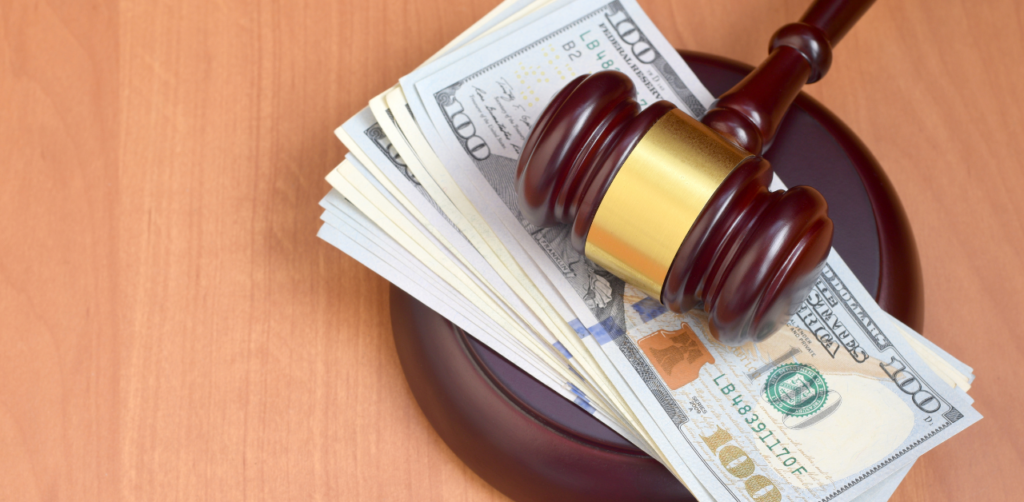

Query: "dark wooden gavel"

xmin=516 ymin=0 xmax=875 ymax=345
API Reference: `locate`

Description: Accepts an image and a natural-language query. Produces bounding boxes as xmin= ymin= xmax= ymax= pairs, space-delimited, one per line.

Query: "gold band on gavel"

xmin=585 ymin=108 xmax=753 ymax=300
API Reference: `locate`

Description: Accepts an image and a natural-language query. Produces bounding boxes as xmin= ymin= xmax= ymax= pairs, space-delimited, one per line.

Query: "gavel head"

xmin=516 ymin=71 xmax=833 ymax=345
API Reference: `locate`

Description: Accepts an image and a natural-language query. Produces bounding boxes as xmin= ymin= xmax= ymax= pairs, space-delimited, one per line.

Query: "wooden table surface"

xmin=2 ymin=0 xmax=1022 ymax=500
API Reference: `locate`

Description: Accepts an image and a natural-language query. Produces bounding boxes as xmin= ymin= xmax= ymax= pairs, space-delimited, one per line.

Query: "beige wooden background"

xmin=2 ymin=0 xmax=1022 ymax=500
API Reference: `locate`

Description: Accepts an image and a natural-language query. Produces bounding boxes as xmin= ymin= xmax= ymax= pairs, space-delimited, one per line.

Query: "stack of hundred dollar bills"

xmin=318 ymin=0 xmax=980 ymax=500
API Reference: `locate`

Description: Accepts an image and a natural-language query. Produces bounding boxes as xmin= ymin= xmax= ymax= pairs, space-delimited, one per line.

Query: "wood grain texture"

xmin=0 ymin=0 xmax=1020 ymax=500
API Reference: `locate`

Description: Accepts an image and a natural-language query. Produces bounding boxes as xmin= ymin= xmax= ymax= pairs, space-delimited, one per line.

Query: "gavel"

xmin=516 ymin=0 xmax=875 ymax=345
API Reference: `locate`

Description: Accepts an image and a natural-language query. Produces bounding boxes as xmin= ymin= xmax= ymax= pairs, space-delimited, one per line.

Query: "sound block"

xmin=388 ymin=51 xmax=923 ymax=502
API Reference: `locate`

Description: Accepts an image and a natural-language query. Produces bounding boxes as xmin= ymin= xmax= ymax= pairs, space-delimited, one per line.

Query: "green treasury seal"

xmin=765 ymin=363 xmax=829 ymax=417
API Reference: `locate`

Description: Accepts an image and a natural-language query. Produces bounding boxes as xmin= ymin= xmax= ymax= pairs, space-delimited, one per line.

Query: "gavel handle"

xmin=701 ymin=0 xmax=876 ymax=155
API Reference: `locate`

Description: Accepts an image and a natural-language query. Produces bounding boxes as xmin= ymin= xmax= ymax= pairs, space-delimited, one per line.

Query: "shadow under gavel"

xmin=516 ymin=0 xmax=875 ymax=345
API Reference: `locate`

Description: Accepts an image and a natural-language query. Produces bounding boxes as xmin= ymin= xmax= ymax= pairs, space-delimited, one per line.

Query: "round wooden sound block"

xmin=389 ymin=51 xmax=923 ymax=502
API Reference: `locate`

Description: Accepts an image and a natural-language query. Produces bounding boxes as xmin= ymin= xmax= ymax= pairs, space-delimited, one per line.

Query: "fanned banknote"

xmin=316 ymin=0 xmax=980 ymax=500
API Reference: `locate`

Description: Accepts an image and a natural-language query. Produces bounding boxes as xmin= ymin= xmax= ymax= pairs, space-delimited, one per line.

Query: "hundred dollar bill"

xmin=315 ymin=0 xmax=970 ymax=497
xmin=392 ymin=3 xmax=980 ymax=501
